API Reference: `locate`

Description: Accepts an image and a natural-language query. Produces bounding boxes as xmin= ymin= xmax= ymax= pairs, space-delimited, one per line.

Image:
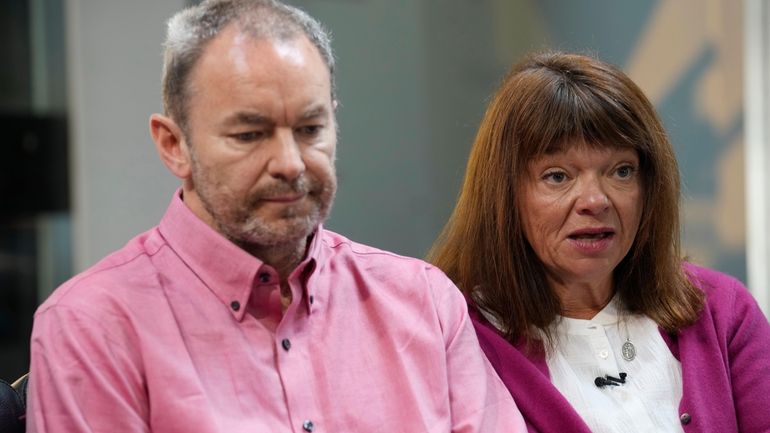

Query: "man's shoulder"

xmin=318 ymin=229 xmax=453 ymax=286
xmin=37 ymin=227 xmax=168 ymax=316
xmin=320 ymin=229 xmax=434 ymax=268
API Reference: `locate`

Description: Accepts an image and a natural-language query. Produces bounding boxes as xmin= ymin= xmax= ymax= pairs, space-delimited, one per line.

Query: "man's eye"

xmin=232 ymin=131 xmax=265 ymax=142
xmin=297 ymin=125 xmax=322 ymax=136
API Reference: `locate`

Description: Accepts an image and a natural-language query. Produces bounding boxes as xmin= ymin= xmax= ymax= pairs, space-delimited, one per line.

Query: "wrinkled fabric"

xmin=28 ymin=191 xmax=525 ymax=433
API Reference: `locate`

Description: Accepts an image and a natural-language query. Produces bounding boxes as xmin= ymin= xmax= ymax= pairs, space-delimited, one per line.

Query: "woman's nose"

xmin=575 ymin=177 xmax=610 ymax=215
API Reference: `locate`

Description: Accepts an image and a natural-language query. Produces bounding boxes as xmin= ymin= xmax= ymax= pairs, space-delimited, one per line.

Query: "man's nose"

xmin=267 ymin=129 xmax=305 ymax=181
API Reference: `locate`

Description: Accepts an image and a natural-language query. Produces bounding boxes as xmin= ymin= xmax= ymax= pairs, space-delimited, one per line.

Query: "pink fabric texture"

xmin=27 ymin=192 xmax=525 ymax=433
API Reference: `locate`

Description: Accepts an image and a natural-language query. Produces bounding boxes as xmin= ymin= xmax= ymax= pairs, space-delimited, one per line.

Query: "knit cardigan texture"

xmin=473 ymin=263 xmax=770 ymax=433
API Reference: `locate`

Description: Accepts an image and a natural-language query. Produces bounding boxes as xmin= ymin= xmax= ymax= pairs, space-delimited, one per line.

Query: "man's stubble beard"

xmin=188 ymin=150 xmax=337 ymax=250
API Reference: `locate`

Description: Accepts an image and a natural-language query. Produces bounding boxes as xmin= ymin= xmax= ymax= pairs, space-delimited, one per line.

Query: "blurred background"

xmin=1 ymin=0 xmax=768 ymax=380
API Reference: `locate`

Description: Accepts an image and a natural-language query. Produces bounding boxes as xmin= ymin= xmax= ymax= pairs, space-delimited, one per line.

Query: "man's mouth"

xmin=262 ymin=193 xmax=306 ymax=203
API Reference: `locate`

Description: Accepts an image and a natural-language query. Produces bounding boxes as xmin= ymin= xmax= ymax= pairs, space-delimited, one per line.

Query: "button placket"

xmin=275 ymin=277 xmax=319 ymax=433
xmin=587 ymin=326 xmax=612 ymax=363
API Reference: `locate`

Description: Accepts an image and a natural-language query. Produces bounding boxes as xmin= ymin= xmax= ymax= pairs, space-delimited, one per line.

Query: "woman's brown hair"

xmin=428 ymin=51 xmax=704 ymax=346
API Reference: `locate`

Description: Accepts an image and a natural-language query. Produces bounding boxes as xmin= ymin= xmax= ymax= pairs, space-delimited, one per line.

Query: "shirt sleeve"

xmin=726 ymin=280 xmax=770 ymax=433
xmin=27 ymin=304 xmax=150 ymax=433
xmin=426 ymin=266 xmax=527 ymax=433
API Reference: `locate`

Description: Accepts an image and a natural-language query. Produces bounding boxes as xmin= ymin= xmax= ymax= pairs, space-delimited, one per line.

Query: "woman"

xmin=429 ymin=52 xmax=770 ymax=432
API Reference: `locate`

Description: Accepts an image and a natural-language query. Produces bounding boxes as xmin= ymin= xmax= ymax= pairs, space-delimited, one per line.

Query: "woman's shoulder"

xmin=682 ymin=261 xmax=762 ymax=328
xmin=683 ymin=262 xmax=744 ymax=288
xmin=682 ymin=262 xmax=749 ymax=301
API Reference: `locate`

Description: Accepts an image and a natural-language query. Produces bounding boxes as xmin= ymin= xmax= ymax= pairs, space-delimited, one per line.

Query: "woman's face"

xmin=519 ymin=142 xmax=643 ymax=291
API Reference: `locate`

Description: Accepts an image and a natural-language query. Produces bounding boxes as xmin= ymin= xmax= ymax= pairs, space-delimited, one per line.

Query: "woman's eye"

xmin=615 ymin=165 xmax=635 ymax=179
xmin=543 ymin=171 xmax=567 ymax=184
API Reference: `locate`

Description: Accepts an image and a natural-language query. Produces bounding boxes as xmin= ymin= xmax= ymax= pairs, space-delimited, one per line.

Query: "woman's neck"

xmin=550 ymin=276 xmax=615 ymax=320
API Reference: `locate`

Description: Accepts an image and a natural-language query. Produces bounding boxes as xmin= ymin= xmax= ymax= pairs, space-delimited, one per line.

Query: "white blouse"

xmin=545 ymin=297 xmax=684 ymax=433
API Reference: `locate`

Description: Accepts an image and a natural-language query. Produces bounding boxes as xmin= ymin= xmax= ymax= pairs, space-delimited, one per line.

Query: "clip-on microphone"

xmin=594 ymin=373 xmax=627 ymax=388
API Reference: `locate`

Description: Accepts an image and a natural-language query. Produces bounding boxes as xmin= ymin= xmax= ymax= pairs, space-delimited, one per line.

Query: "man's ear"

xmin=150 ymin=114 xmax=192 ymax=179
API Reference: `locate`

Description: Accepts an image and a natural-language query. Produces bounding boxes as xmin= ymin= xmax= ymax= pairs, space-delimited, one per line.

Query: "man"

xmin=27 ymin=1 xmax=525 ymax=431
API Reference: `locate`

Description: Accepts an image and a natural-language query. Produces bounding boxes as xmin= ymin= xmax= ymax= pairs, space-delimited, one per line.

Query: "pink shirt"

xmin=28 ymin=192 xmax=525 ymax=432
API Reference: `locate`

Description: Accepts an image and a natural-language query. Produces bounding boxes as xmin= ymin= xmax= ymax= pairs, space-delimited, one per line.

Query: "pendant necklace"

xmin=621 ymin=318 xmax=636 ymax=361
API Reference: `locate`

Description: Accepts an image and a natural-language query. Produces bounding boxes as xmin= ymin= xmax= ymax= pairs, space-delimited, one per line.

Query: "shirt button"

xmin=302 ymin=420 xmax=314 ymax=432
xmin=598 ymin=350 xmax=609 ymax=359
xmin=259 ymin=272 xmax=271 ymax=283
xmin=230 ymin=300 xmax=240 ymax=311
xmin=680 ymin=413 xmax=692 ymax=425
xmin=281 ymin=338 xmax=291 ymax=351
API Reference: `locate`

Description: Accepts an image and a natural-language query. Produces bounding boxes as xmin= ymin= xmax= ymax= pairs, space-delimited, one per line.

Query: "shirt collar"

xmin=158 ymin=189 xmax=324 ymax=321
xmin=556 ymin=295 xmax=622 ymax=335
xmin=287 ymin=225 xmax=323 ymax=314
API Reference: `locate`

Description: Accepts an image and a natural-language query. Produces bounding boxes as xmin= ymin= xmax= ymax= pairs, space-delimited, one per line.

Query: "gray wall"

xmin=67 ymin=0 xmax=183 ymax=271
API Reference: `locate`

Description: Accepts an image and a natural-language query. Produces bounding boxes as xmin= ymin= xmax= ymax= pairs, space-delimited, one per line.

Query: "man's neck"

xmin=241 ymin=238 xmax=309 ymax=283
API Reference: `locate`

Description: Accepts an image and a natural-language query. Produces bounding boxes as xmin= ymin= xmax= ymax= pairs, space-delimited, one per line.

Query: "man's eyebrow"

xmin=222 ymin=112 xmax=272 ymax=127
xmin=300 ymin=104 xmax=330 ymax=120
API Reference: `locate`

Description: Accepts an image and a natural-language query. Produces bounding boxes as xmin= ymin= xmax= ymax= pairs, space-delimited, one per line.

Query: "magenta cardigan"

xmin=472 ymin=263 xmax=770 ymax=432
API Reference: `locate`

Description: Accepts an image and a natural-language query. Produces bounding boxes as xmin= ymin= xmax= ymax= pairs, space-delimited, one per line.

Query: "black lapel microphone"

xmin=594 ymin=372 xmax=627 ymax=388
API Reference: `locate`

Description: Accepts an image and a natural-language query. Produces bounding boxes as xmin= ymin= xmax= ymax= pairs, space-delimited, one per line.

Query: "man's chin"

xmin=235 ymin=217 xmax=321 ymax=247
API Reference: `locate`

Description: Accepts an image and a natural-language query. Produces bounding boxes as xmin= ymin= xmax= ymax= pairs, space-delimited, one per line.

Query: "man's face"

xmin=182 ymin=27 xmax=337 ymax=248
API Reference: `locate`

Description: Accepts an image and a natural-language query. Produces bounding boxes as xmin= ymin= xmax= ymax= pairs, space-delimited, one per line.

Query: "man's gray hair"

xmin=162 ymin=0 xmax=335 ymax=132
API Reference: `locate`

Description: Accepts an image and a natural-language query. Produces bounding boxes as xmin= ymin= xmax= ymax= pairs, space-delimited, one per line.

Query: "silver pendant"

xmin=622 ymin=340 xmax=636 ymax=361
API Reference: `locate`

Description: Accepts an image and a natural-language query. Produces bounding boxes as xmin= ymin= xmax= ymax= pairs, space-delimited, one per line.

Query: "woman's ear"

xmin=149 ymin=114 xmax=192 ymax=179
